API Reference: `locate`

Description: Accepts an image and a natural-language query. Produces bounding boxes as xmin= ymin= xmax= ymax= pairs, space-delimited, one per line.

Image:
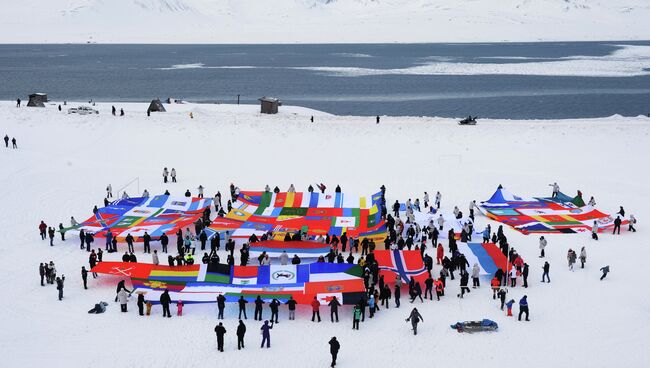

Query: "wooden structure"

xmin=259 ymin=97 xmax=282 ymax=114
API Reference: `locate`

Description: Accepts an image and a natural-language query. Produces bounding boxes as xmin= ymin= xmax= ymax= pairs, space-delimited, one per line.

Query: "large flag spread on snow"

xmin=373 ymin=250 xmax=428 ymax=284
xmin=480 ymin=187 xmax=627 ymax=234
xmin=70 ymin=195 xmax=212 ymax=241
xmin=91 ymin=261 xmax=366 ymax=305
xmin=209 ymin=191 xmax=386 ymax=242
xmin=457 ymin=242 xmax=511 ymax=276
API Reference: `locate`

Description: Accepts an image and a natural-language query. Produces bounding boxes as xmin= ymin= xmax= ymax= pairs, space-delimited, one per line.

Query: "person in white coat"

xmin=629 ymin=214 xmax=637 ymax=232
xmin=435 ymin=191 xmax=441 ymax=209
xmin=471 ymin=263 xmax=480 ymax=288
xmin=261 ymin=254 xmax=271 ymax=265
xmin=423 ymin=192 xmax=430 ymax=208
xmin=549 ymin=182 xmax=560 ymax=197
xmin=539 ymin=236 xmax=547 ymax=258
xmin=436 ymin=214 xmax=445 ymax=230
xmin=70 ymin=216 xmax=78 ymax=227
xmin=579 ymin=247 xmax=587 ymax=269
xmin=197 ymin=185 xmax=204 ymax=198
xmin=106 ymin=184 xmax=113 ymax=198
xmin=279 ymin=251 xmax=289 ymax=266
xmin=453 ymin=206 xmax=460 ymax=217
xmin=142 ymin=189 xmax=150 ymax=198
xmin=171 ymin=168 xmax=177 ymax=183
xmin=509 ymin=268 xmax=518 ymax=287
xmin=163 ymin=167 xmax=169 ymax=183
xmin=118 ymin=289 xmax=129 ymax=312
xmin=591 ymin=221 xmax=599 ymax=240
xmin=152 ymin=250 xmax=160 ymax=265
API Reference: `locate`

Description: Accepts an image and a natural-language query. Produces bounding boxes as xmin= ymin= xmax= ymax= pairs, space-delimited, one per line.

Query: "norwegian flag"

xmin=374 ymin=250 xmax=428 ymax=284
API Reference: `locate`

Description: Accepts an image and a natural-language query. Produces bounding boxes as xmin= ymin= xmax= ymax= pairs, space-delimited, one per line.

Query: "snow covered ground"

xmin=1 ymin=100 xmax=649 ymax=367
xmin=2 ymin=0 xmax=650 ymax=43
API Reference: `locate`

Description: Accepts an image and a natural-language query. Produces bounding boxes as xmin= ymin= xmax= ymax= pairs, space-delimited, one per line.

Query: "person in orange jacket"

xmin=436 ymin=243 xmax=444 ymax=264
xmin=311 ymin=297 xmax=321 ymax=322
xmin=491 ymin=276 xmax=501 ymax=299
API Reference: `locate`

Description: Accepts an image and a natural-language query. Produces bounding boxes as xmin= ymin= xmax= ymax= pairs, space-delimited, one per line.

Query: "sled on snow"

xmin=450 ymin=319 xmax=498 ymax=333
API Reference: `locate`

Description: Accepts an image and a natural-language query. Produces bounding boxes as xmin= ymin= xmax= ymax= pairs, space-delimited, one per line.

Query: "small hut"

xmin=148 ymin=99 xmax=166 ymax=112
xmin=27 ymin=93 xmax=48 ymax=107
xmin=259 ymin=97 xmax=282 ymax=114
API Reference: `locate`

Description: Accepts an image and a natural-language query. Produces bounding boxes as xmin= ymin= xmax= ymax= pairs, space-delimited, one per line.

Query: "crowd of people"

xmin=36 ymin=180 xmax=636 ymax=360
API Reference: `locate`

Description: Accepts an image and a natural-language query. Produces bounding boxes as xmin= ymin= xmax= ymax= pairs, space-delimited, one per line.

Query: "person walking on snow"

xmin=329 ymin=337 xmax=340 ymax=367
xmin=106 ymin=184 xmax=112 ymax=198
xmin=406 ymin=307 xmax=424 ymax=335
xmin=567 ymin=249 xmax=577 ymax=271
xmin=579 ymin=247 xmax=587 ymax=269
xmin=4 ymin=134 xmax=9 ymax=147
xmin=600 ymin=265 xmax=610 ymax=280
xmin=214 ymin=322 xmax=226 ymax=352
xmin=11 ymin=137 xmax=17 ymax=149
xmin=171 ymin=168 xmax=177 ymax=183
xmin=539 ymin=236 xmax=547 ymax=258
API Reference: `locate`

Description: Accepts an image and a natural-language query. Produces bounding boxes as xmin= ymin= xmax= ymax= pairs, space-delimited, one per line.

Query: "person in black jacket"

xmin=269 ymin=299 xmax=280 ymax=323
xmin=217 ymin=294 xmax=226 ymax=319
xmin=236 ymin=320 xmax=246 ymax=350
xmin=39 ymin=263 xmax=45 ymax=286
xmin=254 ymin=295 xmax=265 ymax=321
xmin=458 ymin=270 xmax=471 ymax=298
xmin=81 ymin=266 xmax=88 ymax=289
xmin=143 ymin=232 xmax=151 ymax=253
xmin=613 ymin=216 xmax=622 ymax=234
xmin=214 ymin=322 xmax=226 ymax=352
xmin=125 ymin=233 xmax=134 ymax=253
xmin=137 ymin=293 xmax=145 ymax=316
xmin=56 ymin=275 xmax=65 ymax=300
xmin=285 ymin=296 xmax=297 ymax=320
xmin=238 ymin=296 xmax=248 ymax=319
xmin=329 ymin=337 xmax=340 ymax=367
xmin=199 ymin=230 xmax=208 ymax=250
xmin=328 ymin=296 xmax=341 ymax=322
xmin=160 ymin=289 xmax=172 ymax=317
xmin=160 ymin=232 xmax=168 ymax=253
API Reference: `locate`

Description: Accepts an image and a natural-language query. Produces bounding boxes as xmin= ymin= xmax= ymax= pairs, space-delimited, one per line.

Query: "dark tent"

xmin=27 ymin=93 xmax=48 ymax=107
xmin=148 ymin=99 xmax=166 ymax=112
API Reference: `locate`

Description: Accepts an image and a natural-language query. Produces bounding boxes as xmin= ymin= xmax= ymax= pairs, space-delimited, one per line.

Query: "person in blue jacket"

xmin=260 ymin=320 xmax=274 ymax=348
xmin=518 ymin=295 xmax=529 ymax=321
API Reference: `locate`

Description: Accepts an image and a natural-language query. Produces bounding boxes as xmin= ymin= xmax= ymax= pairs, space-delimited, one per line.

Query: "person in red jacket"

xmin=436 ymin=243 xmax=444 ymax=264
xmin=39 ymin=221 xmax=47 ymax=240
xmin=490 ymin=276 xmax=501 ymax=299
xmin=311 ymin=296 xmax=321 ymax=322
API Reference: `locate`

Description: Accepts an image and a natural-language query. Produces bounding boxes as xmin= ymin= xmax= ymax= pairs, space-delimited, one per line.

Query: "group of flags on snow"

xmin=66 ymin=195 xmax=212 ymax=242
xmin=480 ymin=187 xmax=627 ymax=234
xmin=208 ymin=190 xmax=387 ymax=242
xmin=91 ymin=250 xmax=427 ymax=305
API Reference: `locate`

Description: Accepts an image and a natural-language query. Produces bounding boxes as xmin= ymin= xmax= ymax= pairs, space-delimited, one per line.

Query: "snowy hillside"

xmin=2 ymin=0 xmax=650 ymax=43
xmin=1 ymin=100 xmax=649 ymax=367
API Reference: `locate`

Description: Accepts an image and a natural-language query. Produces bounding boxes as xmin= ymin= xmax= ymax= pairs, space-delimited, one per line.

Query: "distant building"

xmin=27 ymin=93 xmax=48 ymax=107
xmin=259 ymin=97 xmax=282 ymax=114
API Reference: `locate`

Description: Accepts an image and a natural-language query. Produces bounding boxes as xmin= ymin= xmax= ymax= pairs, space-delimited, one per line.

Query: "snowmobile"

xmin=450 ymin=319 xmax=498 ymax=333
xmin=459 ymin=116 xmax=478 ymax=125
